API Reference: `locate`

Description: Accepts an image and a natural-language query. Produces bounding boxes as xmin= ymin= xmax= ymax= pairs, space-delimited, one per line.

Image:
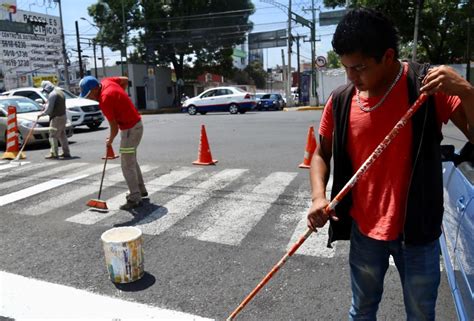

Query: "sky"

xmin=15 ymin=0 xmax=341 ymax=70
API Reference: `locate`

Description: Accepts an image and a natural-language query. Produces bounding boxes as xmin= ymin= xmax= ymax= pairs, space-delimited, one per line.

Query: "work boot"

xmin=141 ymin=191 xmax=149 ymax=198
xmin=119 ymin=200 xmax=143 ymax=210
xmin=59 ymin=153 xmax=72 ymax=159
xmin=44 ymin=153 xmax=58 ymax=159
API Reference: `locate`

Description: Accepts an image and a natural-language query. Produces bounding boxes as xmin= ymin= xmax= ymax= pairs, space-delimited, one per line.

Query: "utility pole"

xmin=92 ymin=39 xmax=98 ymax=78
xmin=412 ymin=0 xmax=421 ymax=61
xmin=281 ymin=48 xmax=286 ymax=90
xmin=294 ymin=35 xmax=306 ymax=104
xmin=56 ymin=0 xmax=70 ymax=89
xmin=467 ymin=14 xmax=471 ymax=82
xmin=121 ymin=0 xmax=127 ymax=76
xmin=303 ymin=0 xmax=318 ymax=106
xmin=287 ymin=0 xmax=293 ymax=106
xmin=75 ymin=21 xmax=84 ymax=78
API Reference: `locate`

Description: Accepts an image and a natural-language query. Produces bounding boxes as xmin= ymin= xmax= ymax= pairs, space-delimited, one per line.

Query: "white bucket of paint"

xmin=101 ymin=226 xmax=144 ymax=283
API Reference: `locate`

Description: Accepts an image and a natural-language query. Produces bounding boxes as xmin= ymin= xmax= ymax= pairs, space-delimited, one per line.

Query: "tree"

xmin=322 ymin=0 xmax=471 ymax=64
xmin=244 ymin=62 xmax=267 ymax=89
xmin=87 ymin=0 xmax=254 ymax=80
xmin=327 ymin=50 xmax=341 ymax=68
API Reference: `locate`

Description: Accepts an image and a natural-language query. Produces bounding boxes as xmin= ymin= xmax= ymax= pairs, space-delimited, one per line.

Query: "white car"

xmin=182 ymin=86 xmax=256 ymax=115
xmin=0 ymin=96 xmax=73 ymax=146
xmin=2 ymin=87 xmax=104 ymax=129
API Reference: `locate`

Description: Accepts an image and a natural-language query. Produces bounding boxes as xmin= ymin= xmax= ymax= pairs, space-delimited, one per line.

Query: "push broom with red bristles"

xmin=226 ymin=93 xmax=429 ymax=320
xmin=86 ymin=147 xmax=109 ymax=210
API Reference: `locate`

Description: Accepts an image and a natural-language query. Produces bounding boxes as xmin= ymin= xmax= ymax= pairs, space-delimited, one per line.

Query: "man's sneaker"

xmin=44 ymin=153 xmax=58 ymax=159
xmin=141 ymin=192 xmax=148 ymax=198
xmin=119 ymin=200 xmax=143 ymax=210
xmin=59 ymin=153 xmax=72 ymax=159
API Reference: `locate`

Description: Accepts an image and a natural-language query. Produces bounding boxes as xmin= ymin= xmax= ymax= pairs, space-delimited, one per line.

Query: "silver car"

xmin=0 ymin=96 xmax=73 ymax=147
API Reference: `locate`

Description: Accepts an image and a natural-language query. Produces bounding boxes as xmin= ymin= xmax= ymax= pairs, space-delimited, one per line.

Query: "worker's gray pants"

xmin=49 ymin=115 xmax=70 ymax=156
xmin=120 ymin=120 xmax=146 ymax=203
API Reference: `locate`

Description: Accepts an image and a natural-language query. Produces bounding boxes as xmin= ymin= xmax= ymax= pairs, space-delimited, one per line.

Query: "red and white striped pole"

xmin=2 ymin=106 xmax=25 ymax=160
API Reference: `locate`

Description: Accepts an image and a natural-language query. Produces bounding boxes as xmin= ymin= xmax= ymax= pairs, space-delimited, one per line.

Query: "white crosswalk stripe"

xmin=136 ymin=168 xmax=247 ymax=236
xmin=20 ymin=164 xmax=121 ymax=216
xmin=0 ymin=162 xmax=86 ymax=191
xmin=194 ymin=172 xmax=297 ymax=246
xmin=66 ymin=166 xmax=202 ymax=225
xmin=0 ymin=162 xmax=355 ymax=259
xmin=0 ymin=164 xmax=103 ymax=207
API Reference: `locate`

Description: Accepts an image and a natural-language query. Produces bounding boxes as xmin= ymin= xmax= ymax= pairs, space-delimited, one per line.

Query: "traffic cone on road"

xmin=298 ymin=126 xmax=317 ymax=169
xmin=193 ymin=125 xmax=218 ymax=166
xmin=102 ymin=145 xmax=119 ymax=160
xmin=2 ymin=106 xmax=25 ymax=160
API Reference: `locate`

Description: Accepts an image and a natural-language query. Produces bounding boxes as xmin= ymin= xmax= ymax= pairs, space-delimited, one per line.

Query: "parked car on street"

xmin=440 ymin=142 xmax=474 ymax=321
xmin=0 ymin=96 xmax=73 ymax=147
xmin=182 ymin=86 xmax=256 ymax=115
xmin=1 ymin=87 xmax=103 ymax=129
xmin=256 ymin=93 xmax=285 ymax=111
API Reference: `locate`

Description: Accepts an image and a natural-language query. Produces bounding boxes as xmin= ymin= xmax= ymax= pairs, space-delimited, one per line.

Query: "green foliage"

xmin=322 ymin=0 xmax=472 ymax=64
xmin=244 ymin=61 xmax=267 ymax=89
xmin=327 ymin=50 xmax=341 ymax=68
xmin=88 ymin=0 xmax=254 ymax=79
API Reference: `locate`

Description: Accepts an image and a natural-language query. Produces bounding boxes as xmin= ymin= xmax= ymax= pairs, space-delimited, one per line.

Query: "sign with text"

xmin=319 ymin=9 xmax=347 ymax=26
xmin=0 ymin=9 xmax=62 ymax=89
xmin=249 ymin=29 xmax=287 ymax=50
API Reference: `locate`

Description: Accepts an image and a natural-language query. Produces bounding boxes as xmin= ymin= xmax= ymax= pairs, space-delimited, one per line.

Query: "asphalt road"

xmin=0 ymin=109 xmax=465 ymax=320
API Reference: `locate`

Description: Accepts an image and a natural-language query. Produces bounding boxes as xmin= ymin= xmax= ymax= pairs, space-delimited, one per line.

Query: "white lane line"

xmin=0 ymin=270 xmax=213 ymax=320
xmin=0 ymin=162 xmax=86 ymax=191
xmin=67 ymin=166 xmax=202 ymax=225
xmin=21 ymin=164 xmax=121 ymax=216
xmin=136 ymin=168 xmax=247 ymax=236
xmin=196 ymin=172 xmax=297 ymax=246
xmin=0 ymin=164 xmax=103 ymax=207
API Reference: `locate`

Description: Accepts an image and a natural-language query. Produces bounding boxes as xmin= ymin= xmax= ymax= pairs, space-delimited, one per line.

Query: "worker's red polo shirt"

xmin=99 ymin=77 xmax=141 ymax=130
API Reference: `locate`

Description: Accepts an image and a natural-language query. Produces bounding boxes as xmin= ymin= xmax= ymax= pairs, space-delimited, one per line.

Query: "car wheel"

xmin=229 ymin=103 xmax=239 ymax=114
xmin=188 ymin=105 xmax=197 ymax=115
xmin=199 ymin=112 xmax=207 ymax=115
xmin=87 ymin=122 xmax=101 ymax=130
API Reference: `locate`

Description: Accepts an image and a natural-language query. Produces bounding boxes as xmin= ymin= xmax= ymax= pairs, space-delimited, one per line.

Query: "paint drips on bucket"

xmin=101 ymin=226 xmax=144 ymax=283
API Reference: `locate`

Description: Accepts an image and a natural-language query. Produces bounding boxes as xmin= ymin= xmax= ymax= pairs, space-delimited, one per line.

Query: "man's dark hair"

xmin=332 ymin=8 xmax=399 ymax=62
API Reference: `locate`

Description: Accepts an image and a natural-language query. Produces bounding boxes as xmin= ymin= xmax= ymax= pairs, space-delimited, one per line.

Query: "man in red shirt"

xmin=308 ymin=8 xmax=474 ymax=321
xmin=79 ymin=76 xmax=148 ymax=210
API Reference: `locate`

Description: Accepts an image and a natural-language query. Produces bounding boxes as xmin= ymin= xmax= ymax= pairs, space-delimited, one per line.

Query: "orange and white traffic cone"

xmin=102 ymin=145 xmax=119 ymax=160
xmin=2 ymin=106 xmax=25 ymax=160
xmin=193 ymin=125 xmax=218 ymax=166
xmin=298 ymin=126 xmax=317 ymax=169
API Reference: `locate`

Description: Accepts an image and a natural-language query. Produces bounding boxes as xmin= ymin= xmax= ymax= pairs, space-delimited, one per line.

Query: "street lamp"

xmin=80 ymin=17 xmax=107 ymax=77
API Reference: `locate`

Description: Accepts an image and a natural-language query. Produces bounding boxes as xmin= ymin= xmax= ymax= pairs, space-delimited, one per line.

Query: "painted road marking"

xmin=21 ymin=164 xmax=121 ymax=216
xmin=136 ymin=168 xmax=247 ymax=236
xmin=67 ymin=166 xmax=202 ymax=225
xmin=0 ymin=270 xmax=213 ymax=320
xmin=0 ymin=162 xmax=86 ymax=191
xmin=0 ymin=162 xmax=30 ymax=172
xmin=195 ymin=172 xmax=297 ymax=246
xmin=0 ymin=164 xmax=103 ymax=207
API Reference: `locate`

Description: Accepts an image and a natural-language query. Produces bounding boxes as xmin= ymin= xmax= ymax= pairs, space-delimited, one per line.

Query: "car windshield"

xmin=261 ymin=94 xmax=278 ymax=99
xmin=233 ymin=87 xmax=246 ymax=93
xmin=60 ymin=89 xmax=78 ymax=99
xmin=0 ymin=97 xmax=42 ymax=114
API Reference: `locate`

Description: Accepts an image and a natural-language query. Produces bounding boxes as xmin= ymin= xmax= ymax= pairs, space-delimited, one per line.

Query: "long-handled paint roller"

xmin=226 ymin=93 xmax=429 ymax=320
xmin=86 ymin=146 xmax=109 ymax=210
xmin=11 ymin=115 xmax=40 ymax=165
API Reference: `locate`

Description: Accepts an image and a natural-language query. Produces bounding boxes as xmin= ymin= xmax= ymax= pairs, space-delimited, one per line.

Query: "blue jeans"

xmin=349 ymin=224 xmax=440 ymax=321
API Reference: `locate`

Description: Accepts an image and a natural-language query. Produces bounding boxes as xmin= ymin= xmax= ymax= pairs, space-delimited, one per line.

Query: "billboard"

xmin=0 ymin=5 xmax=62 ymax=89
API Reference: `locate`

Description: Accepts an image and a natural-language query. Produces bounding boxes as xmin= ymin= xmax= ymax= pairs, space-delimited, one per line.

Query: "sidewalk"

xmin=283 ymin=105 xmax=324 ymax=111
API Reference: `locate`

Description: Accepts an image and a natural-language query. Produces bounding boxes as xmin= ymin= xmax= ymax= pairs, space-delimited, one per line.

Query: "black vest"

xmin=328 ymin=62 xmax=444 ymax=246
